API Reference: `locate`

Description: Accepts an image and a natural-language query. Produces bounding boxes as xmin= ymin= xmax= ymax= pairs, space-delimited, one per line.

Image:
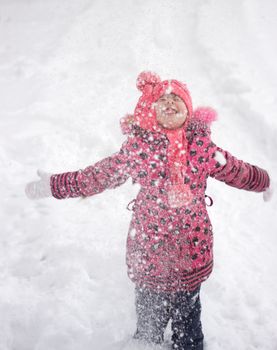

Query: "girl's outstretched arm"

xmin=26 ymin=140 xmax=131 ymax=200
xmin=207 ymin=144 xmax=270 ymax=193
xmin=50 ymin=141 xmax=131 ymax=199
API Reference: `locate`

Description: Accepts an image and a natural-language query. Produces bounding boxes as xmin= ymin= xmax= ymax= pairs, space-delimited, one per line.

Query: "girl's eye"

xmin=159 ymin=96 xmax=181 ymax=103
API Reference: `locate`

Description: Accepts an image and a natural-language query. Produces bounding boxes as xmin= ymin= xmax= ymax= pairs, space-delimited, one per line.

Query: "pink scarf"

xmin=121 ymin=112 xmax=193 ymax=208
xmin=162 ymin=125 xmax=193 ymax=208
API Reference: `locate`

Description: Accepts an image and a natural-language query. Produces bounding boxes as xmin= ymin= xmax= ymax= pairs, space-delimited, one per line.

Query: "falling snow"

xmin=1 ymin=1 xmax=276 ymax=350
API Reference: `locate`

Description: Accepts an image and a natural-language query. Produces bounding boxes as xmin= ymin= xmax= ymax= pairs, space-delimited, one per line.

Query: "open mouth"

xmin=164 ymin=108 xmax=177 ymax=114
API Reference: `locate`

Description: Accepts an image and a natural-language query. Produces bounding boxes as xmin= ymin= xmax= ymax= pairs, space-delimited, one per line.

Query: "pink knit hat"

xmin=133 ymin=71 xmax=193 ymax=132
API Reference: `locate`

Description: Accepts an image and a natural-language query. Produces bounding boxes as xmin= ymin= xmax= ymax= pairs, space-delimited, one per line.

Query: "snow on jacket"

xmin=50 ymin=108 xmax=270 ymax=292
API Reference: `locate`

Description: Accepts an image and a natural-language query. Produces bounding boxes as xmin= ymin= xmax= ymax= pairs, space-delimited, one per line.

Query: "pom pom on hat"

xmin=136 ymin=71 xmax=161 ymax=93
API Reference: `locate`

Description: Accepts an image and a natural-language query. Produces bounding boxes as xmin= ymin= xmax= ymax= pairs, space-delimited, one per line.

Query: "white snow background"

xmin=0 ymin=0 xmax=277 ymax=349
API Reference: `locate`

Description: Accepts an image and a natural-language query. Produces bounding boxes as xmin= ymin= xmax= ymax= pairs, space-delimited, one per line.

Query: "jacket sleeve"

xmin=50 ymin=140 xmax=131 ymax=199
xmin=207 ymin=143 xmax=270 ymax=192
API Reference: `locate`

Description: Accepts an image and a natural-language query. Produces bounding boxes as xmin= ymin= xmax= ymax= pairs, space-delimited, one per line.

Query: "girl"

xmin=26 ymin=71 xmax=271 ymax=350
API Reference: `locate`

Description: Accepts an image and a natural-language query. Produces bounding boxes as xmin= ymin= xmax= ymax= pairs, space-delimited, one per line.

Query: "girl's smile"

xmin=154 ymin=93 xmax=188 ymax=130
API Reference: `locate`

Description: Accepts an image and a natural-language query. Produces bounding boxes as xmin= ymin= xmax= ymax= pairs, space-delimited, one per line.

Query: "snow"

xmin=1 ymin=0 xmax=277 ymax=349
xmin=214 ymin=151 xmax=227 ymax=166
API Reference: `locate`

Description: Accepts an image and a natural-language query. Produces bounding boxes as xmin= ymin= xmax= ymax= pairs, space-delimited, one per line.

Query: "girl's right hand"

xmin=25 ymin=169 xmax=52 ymax=200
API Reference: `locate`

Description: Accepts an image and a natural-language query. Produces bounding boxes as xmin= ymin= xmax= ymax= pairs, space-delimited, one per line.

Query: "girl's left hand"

xmin=263 ymin=182 xmax=274 ymax=202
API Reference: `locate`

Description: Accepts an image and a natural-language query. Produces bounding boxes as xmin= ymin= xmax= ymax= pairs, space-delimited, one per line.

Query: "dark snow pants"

xmin=134 ymin=286 xmax=204 ymax=350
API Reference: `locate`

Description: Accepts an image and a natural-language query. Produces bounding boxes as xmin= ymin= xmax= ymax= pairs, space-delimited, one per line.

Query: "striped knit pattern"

xmin=210 ymin=149 xmax=270 ymax=192
xmin=50 ymin=171 xmax=82 ymax=199
xmin=50 ymin=152 xmax=130 ymax=199
xmin=133 ymin=261 xmax=213 ymax=292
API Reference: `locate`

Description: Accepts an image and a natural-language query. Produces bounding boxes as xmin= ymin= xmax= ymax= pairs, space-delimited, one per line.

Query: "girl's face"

xmin=154 ymin=93 xmax=188 ymax=130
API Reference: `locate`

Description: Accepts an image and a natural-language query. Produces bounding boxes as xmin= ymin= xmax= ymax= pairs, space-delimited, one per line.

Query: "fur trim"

xmin=120 ymin=114 xmax=135 ymax=135
xmin=192 ymin=107 xmax=217 ymax=124
xmin=186 ymin=107 xmax=217 ymax=138
xmin=120 ymin=107 xmax=217 ymax=136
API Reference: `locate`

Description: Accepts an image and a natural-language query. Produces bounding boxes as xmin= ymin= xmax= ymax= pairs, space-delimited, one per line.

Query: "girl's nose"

xmin=166 ymin=98 xmax=174 ymax=105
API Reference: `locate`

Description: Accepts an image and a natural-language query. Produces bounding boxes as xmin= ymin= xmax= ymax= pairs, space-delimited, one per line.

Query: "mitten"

xmin=25 ymin=169 xmax=52 ymax=200
xmin=263 ymin=181 xmax=274 ymax=202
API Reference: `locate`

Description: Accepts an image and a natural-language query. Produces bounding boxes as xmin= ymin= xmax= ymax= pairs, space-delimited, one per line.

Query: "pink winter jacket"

xmin=50 ymin=110 xmax=270 ymax=292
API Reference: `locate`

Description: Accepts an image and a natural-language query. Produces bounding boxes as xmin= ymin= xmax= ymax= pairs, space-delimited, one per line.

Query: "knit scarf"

xmin=163 ymin=126 xmax=193 ymax=208
xmin=122 ymin=113 xmax=193 ymax=208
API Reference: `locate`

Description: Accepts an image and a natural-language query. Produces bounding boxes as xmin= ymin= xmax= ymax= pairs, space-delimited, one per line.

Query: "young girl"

xmin=26 ymin=71 xmax=271 ymax=350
